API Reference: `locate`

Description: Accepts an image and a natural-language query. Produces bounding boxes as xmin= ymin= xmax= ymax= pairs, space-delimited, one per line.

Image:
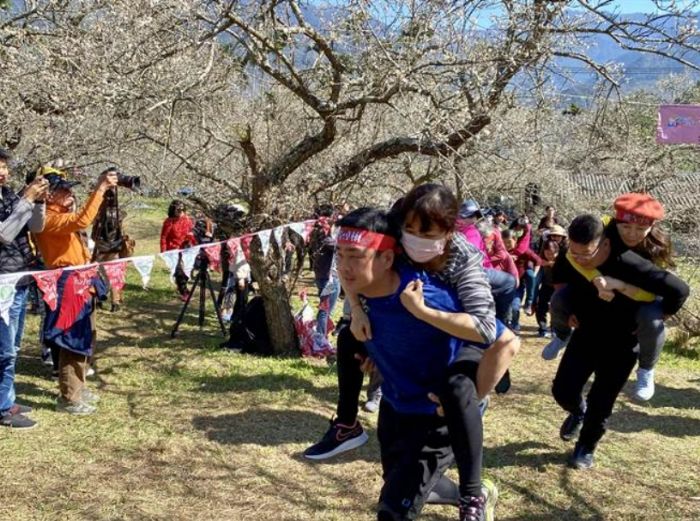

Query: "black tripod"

xmin=171 ymin=252 xmax=227 ymax=338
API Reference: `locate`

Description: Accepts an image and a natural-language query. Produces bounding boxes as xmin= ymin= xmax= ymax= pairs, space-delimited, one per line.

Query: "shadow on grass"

xmin=499 ymin=467 xmax=606 ymax=521
xmin=192 ymin=408 xmax=377 ymax=460
xmin=483 ymin=441 xmax=567 ymax=471
xmin=609 ymin=402 xmax=700 ymax=437
xmin=640 ymin=382 xmax=700 ymax=410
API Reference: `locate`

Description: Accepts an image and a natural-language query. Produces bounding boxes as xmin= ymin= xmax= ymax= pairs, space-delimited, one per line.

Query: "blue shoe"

xmin=568 ymin=442 xmax=595 ymax=470
xmin=542 ymin=336 xmax=568 ymax=360
xmin=559 ymin=413 xmax=584 ymax=441
xmin=634 ymin=368 xmax=655 ymax=401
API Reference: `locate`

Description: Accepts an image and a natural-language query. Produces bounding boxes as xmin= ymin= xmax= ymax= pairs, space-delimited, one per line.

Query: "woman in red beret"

xmin=543 ymin=193 xmax=677 ymax=402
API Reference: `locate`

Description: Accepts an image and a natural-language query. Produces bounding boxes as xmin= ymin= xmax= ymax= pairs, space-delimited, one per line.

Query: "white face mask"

xmin=401 ymin=231 xmax=447 ymax=263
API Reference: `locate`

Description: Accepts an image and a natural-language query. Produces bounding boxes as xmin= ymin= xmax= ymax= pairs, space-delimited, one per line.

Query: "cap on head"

xmin=614 ymin=193 xmax=664 ymax=226
xmin=459 ymin=199 xmax=482 ymax=219
xmin=549 ymin=224 xmax=567 ymax=237
xmin=44 ymin=173 xmax=80 ymax=192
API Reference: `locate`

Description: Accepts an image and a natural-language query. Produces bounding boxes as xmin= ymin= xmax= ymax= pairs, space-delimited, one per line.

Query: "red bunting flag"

xmin=103 ymin=261 xmax=128 ymax=293
xmin=203 ymin=243 xmax=222 ymax=272
xmin=240 ymin=235 xmax=254 ymax=261
xmin=56 ymin=267 xmax=99 ymax=331
xmin=33 ymin=270 xmax=63 ymax=311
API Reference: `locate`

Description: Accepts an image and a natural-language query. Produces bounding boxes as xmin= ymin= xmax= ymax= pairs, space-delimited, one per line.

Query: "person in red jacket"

xmin=160 ymin=200 xmax=195 ymax=299
xmin=503 ymin=229 xmax=543 ymax=334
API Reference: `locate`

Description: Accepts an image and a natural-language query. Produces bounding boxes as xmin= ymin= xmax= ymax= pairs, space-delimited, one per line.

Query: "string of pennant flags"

xmin=0 ymin=219 xmax=318 ymax=326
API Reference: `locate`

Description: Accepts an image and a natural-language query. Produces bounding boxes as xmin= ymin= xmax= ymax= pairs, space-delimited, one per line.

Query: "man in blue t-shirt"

xmin=309 ymin=207 xmax=514 ymax=521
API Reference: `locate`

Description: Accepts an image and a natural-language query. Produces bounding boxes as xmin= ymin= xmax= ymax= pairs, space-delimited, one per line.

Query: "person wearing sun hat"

xmin=542 ymin=192 xmax=678 ymax=402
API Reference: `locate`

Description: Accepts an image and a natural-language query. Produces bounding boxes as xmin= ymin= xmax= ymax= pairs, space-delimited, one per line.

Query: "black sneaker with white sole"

xmin=303 ymin=418 xmax=369 ymax=460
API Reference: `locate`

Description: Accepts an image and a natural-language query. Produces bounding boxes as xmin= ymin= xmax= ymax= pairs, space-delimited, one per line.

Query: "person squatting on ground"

xmin=160 ymin=200 xmax=195 ymax=300
xmin=549 ymin=214 xmax=688 ymax=470
xmin=31 ymin=170 xmax=118 ymax=415
xmin=305 ymin=202 xmax=519 ymax=521
xmin=542 ymin=193 xmax=681 ymax=401
xmin=0 ymin=149 xmax=48 ymax=430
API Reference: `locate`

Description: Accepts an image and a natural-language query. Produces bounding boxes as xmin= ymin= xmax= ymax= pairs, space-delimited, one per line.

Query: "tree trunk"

xmin=247 ymin=234 xmax=298 ymax=356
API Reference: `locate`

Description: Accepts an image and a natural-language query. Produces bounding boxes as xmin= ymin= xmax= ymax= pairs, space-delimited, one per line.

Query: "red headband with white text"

xmin=337 ymin=227 xmax=397 ymax=251
xmin=615 ymin=211 xmax=655 ymax=227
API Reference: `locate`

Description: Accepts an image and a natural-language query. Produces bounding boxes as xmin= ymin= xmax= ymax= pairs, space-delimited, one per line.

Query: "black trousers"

xmin=552 ymin=330 xmax=637 ymax=449
xmin=535 ymin=282 xmax=555 ymax=329
xmin=377 ymin=400 xmax=454 ymax=520
xmin=336 ymin=327 xmax=483 ymax=499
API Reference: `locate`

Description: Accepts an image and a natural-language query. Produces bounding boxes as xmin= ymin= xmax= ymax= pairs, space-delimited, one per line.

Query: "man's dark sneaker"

xmin=303 ymin=418 xmax=369 ymax=460
xmin=568 ymin=442 xmax=595 ymax=470
xmin=494 ymin=370 xmax=511 ymax=394
xmin=0 ymin=410 xmax=38 ymax=430
xmin=110 ymin=303 xmax=121 ymax=313
xmin=459 ymin=493 xmax=487 ymax=521
xmin=559 ymin=413 xmax=585 ymax=442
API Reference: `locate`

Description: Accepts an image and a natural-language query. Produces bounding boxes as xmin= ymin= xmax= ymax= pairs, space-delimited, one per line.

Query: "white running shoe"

xmin=634 ymin=368 xmax=655 ymax=401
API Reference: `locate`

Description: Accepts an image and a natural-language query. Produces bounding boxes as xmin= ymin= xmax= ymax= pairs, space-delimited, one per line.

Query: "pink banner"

xmin=103 ymin=261 xmax=128 ymax=293
xmin=33 ymin=270 xmax=63 ymax=311
xmin=657 ymin=105 xmax=700 ymax=144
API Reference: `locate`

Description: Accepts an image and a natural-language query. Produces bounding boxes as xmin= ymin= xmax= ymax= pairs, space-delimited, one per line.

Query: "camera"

xmin=116 ymin=173 xmax=141 ymax=191
xmin=102 ymin=167 xmax=141 ymax=191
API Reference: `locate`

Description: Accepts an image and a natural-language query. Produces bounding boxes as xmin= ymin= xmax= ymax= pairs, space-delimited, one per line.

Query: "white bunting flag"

xmin=273 ymin=225 xmax=286 ymax=248
xmin=159 ymin=250 xmax=180 ymax=281
xmin=258 ymin=229 xmax=272 ymax=257
xmin=0 ymin=273 xmax=23 ymax=325
xmin=181 ymin=246 xmax=200 ymax=278
xmin=131 ymin=256 xmax=155 ymax=288
xmin=288 ymin=222 xmax=305 ymax=240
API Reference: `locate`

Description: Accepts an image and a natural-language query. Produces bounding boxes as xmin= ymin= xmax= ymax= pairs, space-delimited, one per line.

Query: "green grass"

xmin=1 ymin=208 xmax=699 ymax=521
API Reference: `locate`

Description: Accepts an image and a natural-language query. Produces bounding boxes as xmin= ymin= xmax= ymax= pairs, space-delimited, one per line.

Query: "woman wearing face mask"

xmin=542 ymin=193 xmax=674 ymax=402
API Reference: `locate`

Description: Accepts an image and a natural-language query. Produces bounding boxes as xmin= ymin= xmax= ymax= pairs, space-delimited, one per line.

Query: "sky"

xmin=612 ymin=0 xmax=696 ymax=13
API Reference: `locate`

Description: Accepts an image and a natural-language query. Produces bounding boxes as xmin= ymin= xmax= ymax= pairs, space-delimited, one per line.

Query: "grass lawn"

xmin=1 ymin=205 xmax=699 ymax=521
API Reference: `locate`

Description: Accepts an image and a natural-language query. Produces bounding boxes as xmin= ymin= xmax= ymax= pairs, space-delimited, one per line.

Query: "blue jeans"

xmin=485 ymin=268 xmax=517 ymax=323
xmin=523 ymin=268 xmax=539 ymax=308
xmin=510 ymin=281 xmax=526 ymax=330
xmin=316 ymin=277 xmax=340 ymax=338
xmin=0 ymin=286 xmax=28 ymax=412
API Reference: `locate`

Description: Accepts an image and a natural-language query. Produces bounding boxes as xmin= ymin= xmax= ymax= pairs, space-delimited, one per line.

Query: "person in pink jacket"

xmin=457 ymin=200 xmax=517 ymax=325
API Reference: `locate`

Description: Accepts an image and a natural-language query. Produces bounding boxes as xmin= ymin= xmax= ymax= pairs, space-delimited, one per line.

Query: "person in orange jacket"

xmin=33 ymin=170 xmax=118 ymax=415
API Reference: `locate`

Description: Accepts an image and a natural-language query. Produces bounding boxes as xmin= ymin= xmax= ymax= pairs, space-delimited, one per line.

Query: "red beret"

xmin=614 ymin=193 xmax=664 ymax=226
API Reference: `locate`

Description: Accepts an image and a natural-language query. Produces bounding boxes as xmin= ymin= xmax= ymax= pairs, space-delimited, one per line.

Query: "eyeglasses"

xmin=569 ymin=240 xmax=604 ymax=260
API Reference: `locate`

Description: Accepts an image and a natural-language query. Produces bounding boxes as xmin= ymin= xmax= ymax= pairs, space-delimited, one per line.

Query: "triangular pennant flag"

xmin=288 ymin=222 xmax=305 ymax=240
xmin=203 ymin=243 xmax=222 ymax=272
xmin=302 ymin=219 xmax=316 ymax=242
xmin=240 ymin=235 xmax=254 ymax=261
xmin=181 ymin=246 xmax=200 ymax=278
xmin=226 ymin=237 xmax=240 ymax=260
xmin=0 ymin=273 xmax=24 ymax=325
xmin=103 ymin=261 xmax=128 ymax=293
xmin=258 ymin=229 xmax=272 ymax=257
xmin=159 ymin=250 xmax=180 ymax=280
xmin=273 ymin=225 xmax=286 ymax=248
xmin=33 ymin=270 xmax=63 ymax=311
xmin=56 ymin=267 xmax=99 ymax=331
xmin=131 ymin=256 xmax=155 ymax=288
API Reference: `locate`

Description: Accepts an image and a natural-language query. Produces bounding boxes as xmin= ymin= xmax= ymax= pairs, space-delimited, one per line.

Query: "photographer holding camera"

xmin=91 ymin=167 xmax=139 ymax=312
xmin=0 ymin=149 xmax=48 ymax=430
xmin=32 ymin=168 xmax=118 ymax=416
